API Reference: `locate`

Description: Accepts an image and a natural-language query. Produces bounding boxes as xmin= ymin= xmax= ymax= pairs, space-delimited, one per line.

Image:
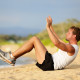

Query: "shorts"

xmin=36 ymin=51 xmax=54 ymax=71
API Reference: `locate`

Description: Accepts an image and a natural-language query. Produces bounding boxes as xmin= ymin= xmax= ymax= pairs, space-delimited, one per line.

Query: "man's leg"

xmin=12 ymin=36 xmax=47 ymax=64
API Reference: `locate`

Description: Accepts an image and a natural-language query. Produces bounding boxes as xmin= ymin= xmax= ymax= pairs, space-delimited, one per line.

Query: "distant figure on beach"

xmin=0 ymin=16 xmax=80 ymax=71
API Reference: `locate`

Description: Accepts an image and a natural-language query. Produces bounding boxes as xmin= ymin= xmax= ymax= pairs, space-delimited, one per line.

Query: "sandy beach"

xmin=0 ymin=44 xmax=80 ymax=80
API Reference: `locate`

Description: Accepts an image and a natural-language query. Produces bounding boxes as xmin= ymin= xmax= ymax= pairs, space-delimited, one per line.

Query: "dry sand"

xmin=0 ymin=44 xmax=80 ymax=80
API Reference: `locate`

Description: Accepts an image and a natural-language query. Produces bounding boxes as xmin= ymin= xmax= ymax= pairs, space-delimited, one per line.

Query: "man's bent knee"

xmin=32 ymin=36 xmax=39 ymax=41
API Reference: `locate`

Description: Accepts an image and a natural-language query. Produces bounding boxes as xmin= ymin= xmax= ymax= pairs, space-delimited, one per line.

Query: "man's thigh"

xmin=34 ymin=37 xmax=47 ymax=64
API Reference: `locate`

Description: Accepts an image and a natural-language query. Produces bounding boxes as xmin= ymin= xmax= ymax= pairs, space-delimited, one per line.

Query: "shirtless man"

xmin=0 ymin=16 xmax=80 ymax=71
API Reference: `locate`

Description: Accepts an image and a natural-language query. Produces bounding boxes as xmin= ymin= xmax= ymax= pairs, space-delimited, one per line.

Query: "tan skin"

xmin=12 ymin=16 xmax=77 ymax=64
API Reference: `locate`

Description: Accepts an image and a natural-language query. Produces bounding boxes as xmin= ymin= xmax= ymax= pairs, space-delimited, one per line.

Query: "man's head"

xmin=66 ymin=26 xmax=80 ymax=42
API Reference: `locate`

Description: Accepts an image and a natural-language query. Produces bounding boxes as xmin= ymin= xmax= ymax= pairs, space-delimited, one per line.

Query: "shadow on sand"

xmin=67 ymin=64 xmax=80 ymax=69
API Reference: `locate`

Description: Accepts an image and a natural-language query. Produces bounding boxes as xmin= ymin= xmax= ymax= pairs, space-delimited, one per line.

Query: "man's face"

xmin=66 ymin=29 xmax=74 ymax=41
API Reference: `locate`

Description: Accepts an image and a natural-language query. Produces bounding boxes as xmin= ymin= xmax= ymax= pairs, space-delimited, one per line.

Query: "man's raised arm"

xmin=46 ymin=16 xmax=75 ymax=55
xmin=46 ymin=16 xmax=60 ymax=46
xmin=48 ymin=16 xmax=64 ymax=43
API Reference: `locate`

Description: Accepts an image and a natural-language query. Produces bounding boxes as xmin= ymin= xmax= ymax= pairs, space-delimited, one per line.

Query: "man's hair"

xmin=70 ymin=26 xmax=80 ymax=42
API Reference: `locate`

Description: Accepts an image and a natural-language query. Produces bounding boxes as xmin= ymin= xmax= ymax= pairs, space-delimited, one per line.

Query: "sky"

xmin=0 ymin=0 xmax=80 ymax=36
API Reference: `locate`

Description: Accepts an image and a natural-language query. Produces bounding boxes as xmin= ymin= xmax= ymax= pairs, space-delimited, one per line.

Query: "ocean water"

xmin=0 ymin=57 xmax=35 ymax=68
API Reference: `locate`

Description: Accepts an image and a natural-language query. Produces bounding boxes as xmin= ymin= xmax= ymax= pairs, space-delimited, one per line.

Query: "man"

xmin=0 ymin=16 xmax=80 ymax=71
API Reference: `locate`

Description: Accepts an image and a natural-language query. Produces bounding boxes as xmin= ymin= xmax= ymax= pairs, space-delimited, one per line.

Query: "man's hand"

xmin=46 ymin=16 xmax=52 ymax=27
